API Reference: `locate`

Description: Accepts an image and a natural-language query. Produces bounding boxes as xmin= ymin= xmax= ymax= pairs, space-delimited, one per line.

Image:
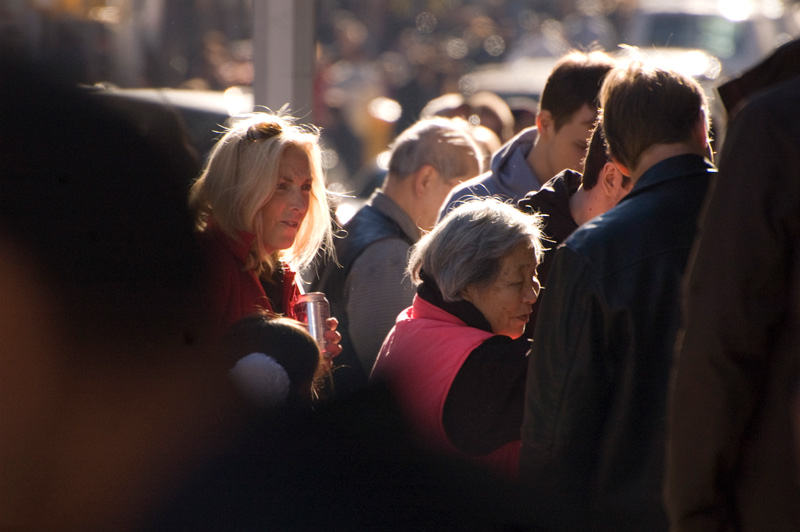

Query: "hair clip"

xmin=246 ymin=121 xmax=282 ymax=143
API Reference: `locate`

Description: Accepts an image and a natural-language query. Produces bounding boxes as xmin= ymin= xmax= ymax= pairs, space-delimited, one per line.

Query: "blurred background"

xmin=3 ymin=0 xmax=798 ymax=220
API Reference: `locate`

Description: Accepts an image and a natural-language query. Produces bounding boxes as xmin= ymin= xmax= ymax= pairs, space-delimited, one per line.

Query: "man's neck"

xmin=382 ymin=183 xmax=423 ymax=233
xmin=629 ymin=143 xmax=703 ymax=183
xmin=569 ymin=186 xmax=606 ymax=227
xmin=525 ymin=139 xmax=552 ymax=189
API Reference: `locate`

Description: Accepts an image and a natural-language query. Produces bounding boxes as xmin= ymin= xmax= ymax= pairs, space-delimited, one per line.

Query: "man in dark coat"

xmin=519 ymin=60 xmax=715 ymax=532
xmin=664 ymin=41 xmax=800 ymax=532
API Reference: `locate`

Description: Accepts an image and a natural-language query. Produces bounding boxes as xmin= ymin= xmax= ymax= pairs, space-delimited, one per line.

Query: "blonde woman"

xmin=190 ymin=111 xmax=339 ymax=357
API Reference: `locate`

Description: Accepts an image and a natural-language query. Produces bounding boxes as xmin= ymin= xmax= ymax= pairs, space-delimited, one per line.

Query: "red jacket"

xmin=372 ymin=295 xmax=521 ymax=478
xmin=200 ymin=221 xmax=300 ymax=335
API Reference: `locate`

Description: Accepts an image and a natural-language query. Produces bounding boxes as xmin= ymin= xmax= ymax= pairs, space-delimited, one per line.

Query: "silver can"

xmin=293 ymin=292 xmax=330 ymax=350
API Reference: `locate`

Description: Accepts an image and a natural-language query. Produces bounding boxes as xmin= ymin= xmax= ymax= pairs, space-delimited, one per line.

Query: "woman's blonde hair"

xmin=189 ymin=111 xmax=332 ymax=276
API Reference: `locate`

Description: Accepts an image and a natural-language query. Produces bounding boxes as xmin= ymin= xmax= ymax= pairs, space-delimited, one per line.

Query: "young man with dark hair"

xmin=520 ymin=59 xmax=715 ymax=532
xmin=440 ymin=50 xmax=616 ymax=217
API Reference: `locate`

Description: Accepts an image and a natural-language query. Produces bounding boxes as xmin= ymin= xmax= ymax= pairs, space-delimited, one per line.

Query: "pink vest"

xmin=372 ymin=295 xmax=521 ymax=478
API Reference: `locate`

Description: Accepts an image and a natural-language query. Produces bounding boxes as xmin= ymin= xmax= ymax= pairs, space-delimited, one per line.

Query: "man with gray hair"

xmin=312 ymin=117 xmax=482 ymax=393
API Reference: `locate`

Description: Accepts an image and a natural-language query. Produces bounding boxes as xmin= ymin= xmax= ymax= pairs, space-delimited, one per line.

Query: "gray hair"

xmin=388 ymin=117 xmax=484 ymax=180
xmin=407 ymin=197 xmax=545 ymax=302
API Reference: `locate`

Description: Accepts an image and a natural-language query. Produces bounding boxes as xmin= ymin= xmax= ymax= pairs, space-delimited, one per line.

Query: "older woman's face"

xmin=462 ymin=243 xmax=540 ymax=339
xmin=259 ymin=146 xmax=312 ymax=254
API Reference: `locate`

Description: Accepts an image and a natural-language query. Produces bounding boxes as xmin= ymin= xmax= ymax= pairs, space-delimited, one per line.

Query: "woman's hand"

xmin=322 ymin=316 xmax=342 ymax=359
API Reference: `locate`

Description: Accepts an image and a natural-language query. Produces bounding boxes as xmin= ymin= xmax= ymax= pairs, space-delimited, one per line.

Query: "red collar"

xmin=206 ymin=218 xmax=255 ymax=264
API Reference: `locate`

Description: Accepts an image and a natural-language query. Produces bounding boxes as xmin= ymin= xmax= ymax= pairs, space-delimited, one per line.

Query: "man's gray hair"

xmin=388 ymin=117 xmax=483 ymax=180
xmin=408 ymin=197 xmax=544 ymax=302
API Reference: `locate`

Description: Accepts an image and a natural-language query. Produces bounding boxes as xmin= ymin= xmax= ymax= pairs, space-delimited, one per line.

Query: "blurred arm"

xmin=664 ymin=89 xmax=800 ymax=532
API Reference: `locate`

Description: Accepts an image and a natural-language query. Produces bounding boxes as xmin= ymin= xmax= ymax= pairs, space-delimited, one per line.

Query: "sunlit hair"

xmin=540 ymin=49 xmax=616 ymax=132
xmin=581 ymin=120 xmax=609 ymax=190
xmin=600 ymin=56 xmax=709 ymax=172
xmin=189 ymin=111 xmax=332 ymax=276
xmin=388 ymin=116 xmax=484 ymax=180
xmin=407 ymin=197 xmax=544 ymax=302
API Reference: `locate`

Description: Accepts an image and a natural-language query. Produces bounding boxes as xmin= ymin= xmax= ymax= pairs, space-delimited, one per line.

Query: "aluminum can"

xmin=293 ymin=292 xmax=330 ymax=350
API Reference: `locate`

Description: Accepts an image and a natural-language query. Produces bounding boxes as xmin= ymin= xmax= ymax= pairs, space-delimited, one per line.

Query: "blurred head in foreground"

xmin=0 ymin=56 xmax=235 ymax=532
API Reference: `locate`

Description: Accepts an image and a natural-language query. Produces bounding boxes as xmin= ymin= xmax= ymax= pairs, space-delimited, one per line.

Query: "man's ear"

xmin=536 ymin=110 xmax=555 ymax=140
xmin=413 ymin=164 xmax=438 ymax=197
xmin=610 ymin=156 xmax=630 ymax=179
xmin=600 ymin=162 xmax=620 ymax=196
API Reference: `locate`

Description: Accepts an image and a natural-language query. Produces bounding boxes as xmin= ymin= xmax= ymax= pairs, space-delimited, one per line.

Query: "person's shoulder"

xmin=520 ymin=169 xmax=580 ymax=204
xmin=342 ymin=218 xmax=413 ymax=285
xmin=198 ymin=228 xmax=234 ymax=261
xmin=200 ymin=226 xmax=254 ymax=266
xmin=440 ymin=169 xmax=496 ymax=215
xmin=561 ymin=204 xmax=627 ymax=259
xmin=343 ymin=199 xmax=402 ymax=236
xmin=452 ymin=169 xmax=496 ymax=195
xmin=352 ymin=236 xmax=412 ymax=269
xmin=453 ymin=129 xmax=537 ymax=191
xmin=344 ymin=201 xmax=385 ymax=229
xmin=503 ymin=125 xmax=538 ymax=150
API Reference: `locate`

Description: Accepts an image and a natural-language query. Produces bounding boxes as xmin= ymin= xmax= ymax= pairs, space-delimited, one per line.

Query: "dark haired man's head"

xmin=540 ymin=50 xmax=617 ymax=132
xmin=530 ymin=49 xmax=617 ymax=182
xmin=580 ymin=122 xmax=609 ymax=190
xmin=566 ymin=119 xmax=634 ymax=228
xmin=581 ymin=122 xmax=630 ymax=191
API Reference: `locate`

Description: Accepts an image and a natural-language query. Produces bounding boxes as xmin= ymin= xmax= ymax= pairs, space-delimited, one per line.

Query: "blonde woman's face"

xmin=259 ymin=146 xmax=312 ymax=254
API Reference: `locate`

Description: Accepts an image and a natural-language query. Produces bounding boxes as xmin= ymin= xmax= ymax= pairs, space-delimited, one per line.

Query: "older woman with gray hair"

xmin=371 ymin=197 xmax=544 ymax=478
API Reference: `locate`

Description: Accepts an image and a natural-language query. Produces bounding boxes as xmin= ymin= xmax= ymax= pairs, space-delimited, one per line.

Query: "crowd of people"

xmin=2 ymin=33 xmax=800 ymax=532
xmin=0 ymin=0 xmax=633 ymax=183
